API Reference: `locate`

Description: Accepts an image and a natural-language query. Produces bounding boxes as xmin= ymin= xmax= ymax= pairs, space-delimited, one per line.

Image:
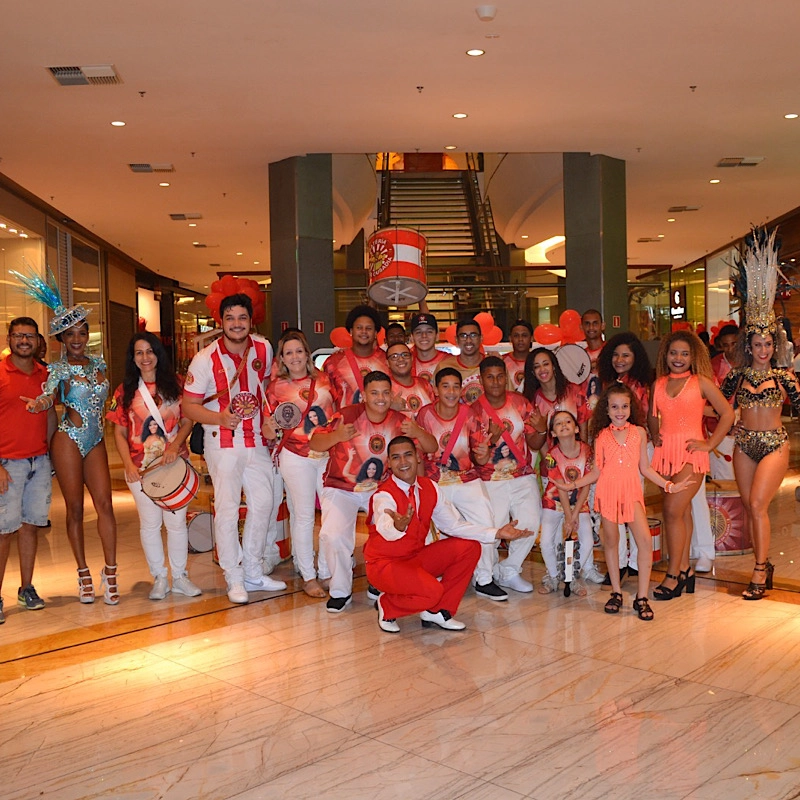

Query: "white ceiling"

xmin=1 ymin=0 xmax=799 ymax=291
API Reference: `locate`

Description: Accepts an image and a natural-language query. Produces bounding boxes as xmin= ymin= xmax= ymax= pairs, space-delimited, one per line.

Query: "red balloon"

xmin=376 ymin=329 xmax=386 ymax=346
xmin=561 ymin=327 xmax=580 ymax=345
xmin=559 ymin=309 xmax=581 ymax=330
xmin=696 ymin=323 xmax=706 ymax=333
xmin=483 ymin=325 xmax=503 ymax=346
xmin=562 ymin=319 xmax=585 ymax=342
xmin=330 ymin=327 xmax=352 ymax=348
xmin=534 ymin=323 xmax=562 ymax=345
xmin=210 ymin=280 xmax=223 ymax=294
xmin=444 ymin=323 xmax=457 ymax=346
xmin=474 ymin=312 xmax=494 ymax=336
xmin=219 ymin=274 xmax=239 ymax=295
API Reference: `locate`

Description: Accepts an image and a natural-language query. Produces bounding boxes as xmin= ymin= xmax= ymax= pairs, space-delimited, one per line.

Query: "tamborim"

xmin=230 ymin=391 xmax=259 ymax=420
xmin=275 ymin=401 xmax=303 ymax=429
xmin=140 ymin=457 xmax=200 ymax=512
xmin=556 ymin=344 xmax=592 ymax=385
xmin=366 ymin=227 xmax=428 ymax=307
xmin=187 ymin=511 xmax=213 ymax=553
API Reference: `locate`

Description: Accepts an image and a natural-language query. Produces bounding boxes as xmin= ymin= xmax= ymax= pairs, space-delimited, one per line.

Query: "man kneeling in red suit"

xmin=365 ymin=436 xmax=533 ymax=632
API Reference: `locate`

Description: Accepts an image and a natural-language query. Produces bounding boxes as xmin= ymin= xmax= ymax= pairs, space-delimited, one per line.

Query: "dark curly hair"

xmin=590 ymin=382 xmax=643 ymax=439
xmin=345 ymin=305 xmax=382 ymax=333
xmin=121 ymin=332 xmax=181 ymax=412
xmin=523 ymin=347 xmax=568 ymax=402
xmin=597 ymin=332 xmax=653 ymax=388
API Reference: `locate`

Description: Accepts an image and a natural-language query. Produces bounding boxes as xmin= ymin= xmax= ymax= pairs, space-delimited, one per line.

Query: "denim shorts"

xmin=0 ymin=455 xmax=52 ymax=533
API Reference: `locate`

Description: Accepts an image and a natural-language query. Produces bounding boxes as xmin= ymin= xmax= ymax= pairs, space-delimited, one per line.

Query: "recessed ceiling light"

xmin=444 ymin=145 xmax=457 ymax=150
xmin=667 ymin=218 xmax=676 ymax=222
xmin=236 ymin=251 xmax=243 ymax=256
xmin=658 ymin=234 xmax=665 ymax=238
xmin=709 ymin=179 xmax=720 ymax=184
xmin=8 ymin=228 xmax=17 ymax=233
xmin=521 ymin=235 xmax=529 ymax=239
xmin=785 ymin=113 xmax=798 ymax=119
xmin=110 ymin=120 xmax=126 ymax=127
xmin=466 ymin=49 xmax=485 ymax=57
xmin=158 ymin=182 xmax=170 ymax=187
xmin=253 ymin=261 xmax=260 ymax=265
xmin=0 ymin=223 xmax=6 ymax=228
xmin=453 ymin=113 xmax=468 ymax=119
xmin=188 ymin=223 xmax=197 ymax=227
xmin=485 ymin=33 xmax=500 ymax=39
xmin=192 ymin=241 xmax=199 ymax=245
xmin=19 ymin=233 xmax=28 ymax=238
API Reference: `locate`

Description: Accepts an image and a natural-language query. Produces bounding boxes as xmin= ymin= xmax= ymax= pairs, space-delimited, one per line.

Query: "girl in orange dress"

xmin=648 ymin=332 xmax=734 ymax=601
xmin=555 ymin=384 xmax=691 ymax=620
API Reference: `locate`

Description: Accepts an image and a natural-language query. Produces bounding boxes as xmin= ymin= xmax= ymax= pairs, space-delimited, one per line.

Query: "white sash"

xmin=137 ymin=378 xmax=176 ymax=442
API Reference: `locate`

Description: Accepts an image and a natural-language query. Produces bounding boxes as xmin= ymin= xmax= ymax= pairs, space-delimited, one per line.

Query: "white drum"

xmin=366 ymin=227 xmax=428 ymax=306
xmin=556 ymin=343 xmax=592 ymax=385
xmin=187 ymin=511 xmax=214 ymax=553
xmin=140 ymin=457 xmax=200 ymax=512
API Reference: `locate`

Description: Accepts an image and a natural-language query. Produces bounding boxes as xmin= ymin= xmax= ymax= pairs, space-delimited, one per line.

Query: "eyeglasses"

xmin=387 ymin=353 xmax=411 ymax=361
xmin=457 ymin=332 xmax=481 ymax=340
xmin=9 ymin=333 xmax=37 ymax=341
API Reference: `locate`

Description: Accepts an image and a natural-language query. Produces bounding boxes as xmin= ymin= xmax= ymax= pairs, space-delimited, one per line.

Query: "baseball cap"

xmin=410 ymin=312 xmax=438 ymax=332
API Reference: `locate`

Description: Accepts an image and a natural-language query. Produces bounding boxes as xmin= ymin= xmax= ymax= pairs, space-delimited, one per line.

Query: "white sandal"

xmin=100 ymin=565 xmax=120 ymax=605
xmin=77 ymin=567 xmax=95 ymax=604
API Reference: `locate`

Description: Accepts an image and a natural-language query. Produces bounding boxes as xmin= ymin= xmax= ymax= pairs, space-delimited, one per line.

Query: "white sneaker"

xmin=582 ymin=565 xmax=606 ymax=584
xmin=172 ymin=575 xmax=202 ymax=597
xmin=149 ymin=576 xmax=170 ymax=601
xmin=420 ymin=609 xmax=466 ymax=630
xmin=695 ymin=555 xmax=714 ymax=573
xmin=244 ymin=575 xmax=287 ymax=592
xmin=377 ymin=597 xmax=400 ymax=633
xmin=496 ymin=572 xmax=534 ymax=593
xmin=227 ymin=583 xmax=249 ymax=604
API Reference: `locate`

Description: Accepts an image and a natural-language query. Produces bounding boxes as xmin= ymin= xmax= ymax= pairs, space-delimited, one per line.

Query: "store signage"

xmin=670 ymin=286 xmax=687 ymax=320
xmin=314 ymin=321 xmax=325 ymax=334
xmin=612 ymin=315 xmax=621 ymax=328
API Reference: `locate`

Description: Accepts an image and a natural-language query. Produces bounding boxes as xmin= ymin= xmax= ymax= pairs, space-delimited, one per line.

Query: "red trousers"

xmin=366 ymin=537 xmax=481 ymax=619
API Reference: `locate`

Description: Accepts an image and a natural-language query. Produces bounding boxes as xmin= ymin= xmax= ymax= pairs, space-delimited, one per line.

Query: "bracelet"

xmin=664 ymin=481 xmax=674 ymax=494
xmin=29 ymin=395 xmax=53 ymax=413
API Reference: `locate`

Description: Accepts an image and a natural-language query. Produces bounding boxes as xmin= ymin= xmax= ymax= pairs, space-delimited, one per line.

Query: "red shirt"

xmin=0 ymin=357 xmax=49 ymax=459
xmin=323 ymin=347 xmax=389 ymax=407
xmin=411 ymin=349 xmax=448 ymax=386
xmin=315 ymin=404 xmax=407 ymax=492
xmin=541 ymin=442 xmax=593 ymax=513
xmin=416 ymin=402 xmax=482 ymax=484
xmin=435 ymin=355 xmax=484 ymax=403
xmin=503 ymin=353 xmax=527 ymax=392
xmin=391 ymin=377 xmax=435 ymax=415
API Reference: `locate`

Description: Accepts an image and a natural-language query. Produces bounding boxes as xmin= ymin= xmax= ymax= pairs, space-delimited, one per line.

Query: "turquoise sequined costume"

xmin=45 ymin=356 xmax=109 ymax=457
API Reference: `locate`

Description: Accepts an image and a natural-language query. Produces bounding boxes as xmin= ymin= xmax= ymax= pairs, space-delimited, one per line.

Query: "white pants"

xmin=279 ymin=448 xmax=329 ymax=581
xmin=319 ymin=486 xmax=374 ymax=598
xmin=709 ymin=435 xmax=735 ymax=480
xmin=483 ymin=475 xmax=541 ymax=580
xmin=540 ymin=508 xmax=594 ymax=579
xmin=439 ymin=480 xmax=496 ymax=586
xmin=127 ymin=480 xmax=189 ymax=579
xmin=204 ymin=445 xmax=274 ymax=585
xmin=690 ymin=479 xmax=715 ymax=561
xmin=263 ymin=460 xmax=285 ymax=566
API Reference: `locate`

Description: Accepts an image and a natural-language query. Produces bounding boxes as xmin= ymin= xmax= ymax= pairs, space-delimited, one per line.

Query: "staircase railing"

xmin=466 ymin=153 xmax=501 ymax=268
xmin=377 ymin=152 xmax=392 ymax=229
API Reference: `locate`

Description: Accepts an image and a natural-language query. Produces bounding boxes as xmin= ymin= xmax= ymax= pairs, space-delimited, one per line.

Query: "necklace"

xmin=741 ymin=367 xmax=774 ymax=387
xmin=669 ymin=371 xmax=690 ymax=379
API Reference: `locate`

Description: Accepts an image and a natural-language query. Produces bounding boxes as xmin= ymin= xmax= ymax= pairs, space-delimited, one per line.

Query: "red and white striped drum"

xmin=140 ymin=457 xmax=200 ymax=512
xmin=367 ymin=227 xmax=427 ymax=306
xmin=707 ymin=480 xmax=752 ymax=555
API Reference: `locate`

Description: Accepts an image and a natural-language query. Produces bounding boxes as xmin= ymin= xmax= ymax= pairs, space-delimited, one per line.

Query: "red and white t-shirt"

xmin=541 ymin=442 xmax=593 ymax=513
xmin=532 ymin=383 xmax=591 ymax=440
xmin=323 ymin=347 xmax=389 ymax=407
xmin=107 ymin=383 xmax=188 ymax=469
xmin=470 ymin=393 xmax=537 ymax=481
xmin=184 ymin=335 xmax=272 ymax=450
xmin=435 ymin=355 xmax=483 ymax=403
xmin=503 ymin=353 xmax=528 ymax=393
xmin=412 ymin=349 xmax=448 ymax=387
xmin=582 ymin=344 xmax=604 ymax=411
xmin=314 ymin=404 xmax=407 ymax=493
xmin=266 ymin=372 xmax=338 ymax=458
xmin=391 ymin=377 xmax=435 ymax=415
xmin=416 ymin=402 xmax=482 ymax=485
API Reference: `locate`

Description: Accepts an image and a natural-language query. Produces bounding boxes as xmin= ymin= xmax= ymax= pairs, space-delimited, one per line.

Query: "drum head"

xmin=230 ymin=391 xmax=259 ymax=419
xmin=367 ymin=278 xmax=428 ymax=307
xmin=556 ymin=344 xmax=592 ymax=385
xmin=187 ymin=512 xmax=213 ymax=553
xmin=275 ymin=401 xmax=303 ymax=429
xmin=140 ymin=457 xmax=188 ymax=499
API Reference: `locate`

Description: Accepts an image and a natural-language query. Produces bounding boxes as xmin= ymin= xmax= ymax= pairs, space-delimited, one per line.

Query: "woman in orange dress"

xmin=556 ymin=384 xmax=691 ymax=620
xmin=648 ymin=331 xmax=734 ymax=600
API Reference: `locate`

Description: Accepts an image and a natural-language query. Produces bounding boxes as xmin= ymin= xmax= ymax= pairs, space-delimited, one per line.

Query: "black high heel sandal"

xmin=743 ymin=561 xmax=774 ymax=600
xmin=652 ymin=572 xmax=685 ymax=601
xmin=681 ymin=568 xmax=696 ymax=595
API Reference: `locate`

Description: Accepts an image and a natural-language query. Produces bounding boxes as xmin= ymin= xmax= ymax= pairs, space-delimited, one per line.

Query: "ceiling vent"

xmin=667 ymin=205 xmax=701 ymax=213
xmin=48 ymin=64 xmax=122 ymax=86
xmin=637 ymin=237 xmax=662 ymax=243
xmin=128 ymin=163 xmax=175 ymax=173
xmin=716 ymin=156 xmax=765 ymax=168
xmin=169 ymin=213 xmax=203 ymax=221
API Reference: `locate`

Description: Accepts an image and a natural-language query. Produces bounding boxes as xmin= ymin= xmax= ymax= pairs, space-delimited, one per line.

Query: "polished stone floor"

xmin=2 ymin=457 xmax=800 ymax=797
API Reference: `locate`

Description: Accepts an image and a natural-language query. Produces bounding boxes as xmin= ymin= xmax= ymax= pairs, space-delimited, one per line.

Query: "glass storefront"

xmin=0 ymin=215 xmax=46 ymax=336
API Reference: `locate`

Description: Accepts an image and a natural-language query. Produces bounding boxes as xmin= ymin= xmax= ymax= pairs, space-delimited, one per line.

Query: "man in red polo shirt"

xmin=0 ymin=317 xmax=55 ymax=621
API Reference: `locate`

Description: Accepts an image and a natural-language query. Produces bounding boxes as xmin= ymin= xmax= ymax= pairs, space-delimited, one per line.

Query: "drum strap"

xmin=439 ymin=404 xmax=470 ymax=468
xmin=137 ymin=378 xmax=175 ymax=442
xmin=344 ymin=349 xmax=366 ymax=396
xmin=275 ymin=378 xmax=316 ymax=458
xmin=478 ymin=395 xmax=528 ymax=467
xmin=202 ymin=341 xmax=251 ymax=406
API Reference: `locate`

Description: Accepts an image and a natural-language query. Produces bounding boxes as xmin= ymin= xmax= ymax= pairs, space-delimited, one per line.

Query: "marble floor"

xmin=2 ymin=457 xmax=800 ymax=797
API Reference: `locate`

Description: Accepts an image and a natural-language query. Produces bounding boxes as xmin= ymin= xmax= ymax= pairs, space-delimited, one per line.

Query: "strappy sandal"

xmin=653 ymin=572 xmax=683 ymax=601
xmin=77 ymin=567 xmax=95 ymax=604
xmin=604 ymin=591 xmax=623 ymax=614
xmin=100 ymin=565 xmax=120 ymax=605
xmin=633 ymin=595 xmax=654 ymax=621
xmin=742 ymin=561 xmax=774 ymax=600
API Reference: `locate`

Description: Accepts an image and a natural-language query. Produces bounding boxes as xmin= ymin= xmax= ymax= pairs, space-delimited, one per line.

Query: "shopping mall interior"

xmin=3 ymin=2 xmax=800 ymax=798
